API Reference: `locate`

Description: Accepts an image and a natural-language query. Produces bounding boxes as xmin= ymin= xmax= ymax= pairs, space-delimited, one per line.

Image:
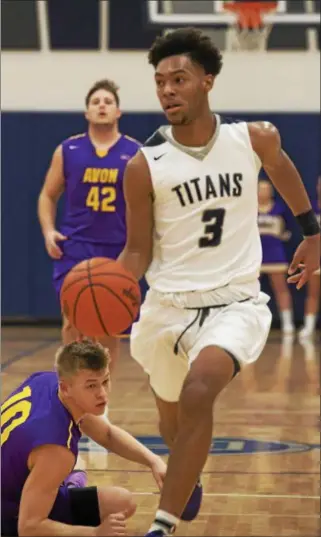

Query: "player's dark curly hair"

xmin=55 ymin=339 xmax=109 ymax=377
xmin=148 ymin=27 xmax=223 ymax=76
xmin=85 ymin=79 xmax=120 ymax=107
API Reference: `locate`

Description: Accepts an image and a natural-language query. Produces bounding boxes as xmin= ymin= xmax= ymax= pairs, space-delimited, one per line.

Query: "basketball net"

xmin=223 ymin=1 xmax=278 ymax=51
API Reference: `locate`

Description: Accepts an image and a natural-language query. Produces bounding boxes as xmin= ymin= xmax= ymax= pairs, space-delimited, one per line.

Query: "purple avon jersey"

xmin=258 ymin=200 xmax=288 ymax=268
xmin=258 ymin=200 xmax=287 ymax=251
xmin=60 ymin=133 xmax=140 ymax=244
xmin=1 ymin=372 xmax=81 ymax=523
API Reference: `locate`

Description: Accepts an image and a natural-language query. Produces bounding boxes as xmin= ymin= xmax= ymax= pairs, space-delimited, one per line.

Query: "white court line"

xmin=110 ymin=408 xmax=318 ymax=415
xmin=132 ymin=492 xmax=319 ymax=500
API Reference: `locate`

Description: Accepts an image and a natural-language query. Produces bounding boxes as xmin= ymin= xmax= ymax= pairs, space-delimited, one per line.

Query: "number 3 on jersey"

xmin=199 ymin=208 xmax=226 ymax=248
xmin=86 ymin=186 xmax=116 ymax=212
xmin=1 ymin=386 xmax=32 ymax=446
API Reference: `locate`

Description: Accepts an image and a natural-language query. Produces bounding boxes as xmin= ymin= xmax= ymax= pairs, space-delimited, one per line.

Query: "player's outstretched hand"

xmin=150 ymin=455 xmax=167 ymax=490
xmin=95 ymin=512 xmax=127 ymax=536
xmin=45 ymin=229 xmax=67 ymax=259
xmin=287 ymin=234 xmax=320 ymax=289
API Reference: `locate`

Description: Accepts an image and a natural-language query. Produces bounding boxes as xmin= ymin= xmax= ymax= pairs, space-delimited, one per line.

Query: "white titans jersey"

xmin=140 ymin=115 xmax=262 ymax=293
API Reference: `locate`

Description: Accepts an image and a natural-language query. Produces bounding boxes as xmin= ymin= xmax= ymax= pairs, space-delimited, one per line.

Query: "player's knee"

xmin=98 ymin=487 xmax=136 ymax=520
xmin=123 ymin=493 xmax=137 ymax=518
xmin=180 ymin=377 xmax=216 ymax=416
xmin=180 ymin=348 xmax=237 ymax=414
xmin=115 ymin=488 xmax=136 ymax=518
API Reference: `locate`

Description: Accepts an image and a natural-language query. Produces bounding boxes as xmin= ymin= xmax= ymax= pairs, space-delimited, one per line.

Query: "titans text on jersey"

xmin=172 ymin=173 xmax=243 ymax=207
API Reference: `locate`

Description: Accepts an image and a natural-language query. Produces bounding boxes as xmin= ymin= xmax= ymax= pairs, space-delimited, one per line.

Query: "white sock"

xmin=280 ymin=309 xmax=293 ymax=330
xmin=304 ymin=314 xmax=317 ymax=332
xmin=149 ymin=510 xmax=180 ymax=535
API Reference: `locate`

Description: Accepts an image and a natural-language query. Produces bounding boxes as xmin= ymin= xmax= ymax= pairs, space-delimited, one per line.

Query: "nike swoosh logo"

xmin=154 ymin=154 xmax=165 ymax=161
xmin=69 ymin=145 xmax=78 ymax=150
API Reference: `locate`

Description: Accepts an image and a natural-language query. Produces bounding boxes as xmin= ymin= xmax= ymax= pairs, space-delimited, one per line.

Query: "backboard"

xmin=147 ymin=1 xmax=320 ymax=26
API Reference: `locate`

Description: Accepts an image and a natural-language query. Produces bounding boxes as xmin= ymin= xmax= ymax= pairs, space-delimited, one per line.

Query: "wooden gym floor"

xmin=2 ymin=326 xmax=320 ymax=536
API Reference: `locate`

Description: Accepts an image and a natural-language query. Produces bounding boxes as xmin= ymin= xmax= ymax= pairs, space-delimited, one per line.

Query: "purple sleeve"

xmin=26 ymin=416 xmax=79 ymax=458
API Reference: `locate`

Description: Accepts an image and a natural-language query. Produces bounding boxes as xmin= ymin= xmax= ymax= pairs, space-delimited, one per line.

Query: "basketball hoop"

xmin=223 ymin=1 xmax=278 ymax=51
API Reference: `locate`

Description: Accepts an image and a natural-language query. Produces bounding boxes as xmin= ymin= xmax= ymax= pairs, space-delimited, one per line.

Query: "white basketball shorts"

xmin=130 ymin=288 xmax=272 ymax=402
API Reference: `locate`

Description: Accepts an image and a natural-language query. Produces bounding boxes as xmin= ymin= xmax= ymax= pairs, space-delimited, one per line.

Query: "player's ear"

xmin=116 ymin=108 xmax=122 ymax=120
xmin=59 ymin=379 xmax=69 ymax=396
xmin=84 ymin=109 xmax=89 ymax=121
xmin=203 ymin=74 xmax=214 ymax=93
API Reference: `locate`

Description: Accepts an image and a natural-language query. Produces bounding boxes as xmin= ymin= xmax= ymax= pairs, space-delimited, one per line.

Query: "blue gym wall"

xmin=2 ymin=111 xmax=320 ymax=324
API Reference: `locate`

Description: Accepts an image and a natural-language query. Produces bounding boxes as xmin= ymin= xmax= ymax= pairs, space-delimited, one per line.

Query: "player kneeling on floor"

xmin=1 ymin=339 xmax=166 ymax=537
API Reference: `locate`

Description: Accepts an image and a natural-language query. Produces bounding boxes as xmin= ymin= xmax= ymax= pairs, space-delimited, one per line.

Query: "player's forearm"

xmin=19 ymin=518 xmax=95 ymax=537
xmin=264 ymin=151 xmax=312 ymax=216
xmin=38 ymin=192 xmax=58 ymax=235
xmin=106 ymin=424 xmax=157 ymax=468
xmin=117 ymin=247 xmax=151 ymax=281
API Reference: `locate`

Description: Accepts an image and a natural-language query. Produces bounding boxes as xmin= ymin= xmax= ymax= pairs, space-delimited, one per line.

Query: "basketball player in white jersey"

xmin=118 ymin=28 xmax=321 ymax=536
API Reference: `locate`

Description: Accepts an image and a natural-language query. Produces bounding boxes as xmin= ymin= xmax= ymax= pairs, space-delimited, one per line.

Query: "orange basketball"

xmin=60 ymin=257 xmax=141 ymax=338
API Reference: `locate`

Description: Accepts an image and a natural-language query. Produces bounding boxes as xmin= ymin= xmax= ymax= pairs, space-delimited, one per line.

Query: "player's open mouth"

xmin=96 ymin=402 xmax=106 ymax=408
xmin=165 ymin=104 xmax=182 ymax=112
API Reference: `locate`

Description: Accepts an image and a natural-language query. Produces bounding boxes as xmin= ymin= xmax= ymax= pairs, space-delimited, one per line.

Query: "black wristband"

xmin=296 ymin=209 xmax=320 ymax=237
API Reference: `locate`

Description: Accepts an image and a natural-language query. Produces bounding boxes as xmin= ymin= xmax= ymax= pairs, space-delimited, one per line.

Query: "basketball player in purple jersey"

xmin=38 ymin=80 xmax=141 ymax=370
xmin=1 ymin=340 xmax=166 ymax=537
xmin=300 ymin=176 xmax=321 ymax=338
xmin=258 ymin=180 xmax=294 ymax=335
